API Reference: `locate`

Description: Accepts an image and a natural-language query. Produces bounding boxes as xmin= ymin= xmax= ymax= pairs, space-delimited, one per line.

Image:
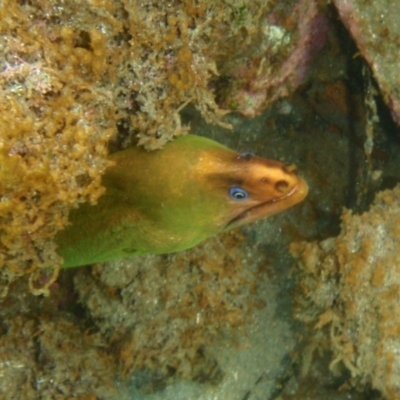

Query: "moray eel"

xmin=56 ymin=134 xmax=308 ymax=268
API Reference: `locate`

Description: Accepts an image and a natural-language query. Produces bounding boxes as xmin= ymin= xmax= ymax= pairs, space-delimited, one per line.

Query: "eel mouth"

xmin=226 ymin=177 xmax=309 ymax=229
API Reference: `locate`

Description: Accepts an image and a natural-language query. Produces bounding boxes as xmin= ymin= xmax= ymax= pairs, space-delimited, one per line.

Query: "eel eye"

xmin=229 ymin=187 xmax=249 ymax=201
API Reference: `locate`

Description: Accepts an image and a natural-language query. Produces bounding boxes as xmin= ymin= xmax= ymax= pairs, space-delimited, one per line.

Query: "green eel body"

xmin=56 ymin=134 xmax=308 ymax=268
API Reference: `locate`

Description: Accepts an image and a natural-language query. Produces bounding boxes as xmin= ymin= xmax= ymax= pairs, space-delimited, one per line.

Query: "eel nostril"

xmin=275 ymin=180 xmax=289 ymax=193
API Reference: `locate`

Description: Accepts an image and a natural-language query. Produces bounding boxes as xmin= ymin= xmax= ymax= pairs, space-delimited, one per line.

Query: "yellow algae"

xmin=292 ymin=185 xmax=400 ymax=398
xmin=73 ymin=229 xmax=268 ymax=384
xmin=0 ymin=0 xmax=115 ymax=295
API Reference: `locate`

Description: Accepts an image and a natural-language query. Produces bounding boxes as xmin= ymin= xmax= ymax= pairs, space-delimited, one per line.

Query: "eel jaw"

xmin=226 ymin=177 xmax=309 ymax=229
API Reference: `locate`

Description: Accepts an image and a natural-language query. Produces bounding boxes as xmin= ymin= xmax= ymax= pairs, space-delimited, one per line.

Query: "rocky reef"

xmin=333 ymin=0 xmax=400 ymax=125
xmin=292 ymin=186 xmax=400 ymax=399
xmin=2 ymin=0 xmax=400 ymax=399
xmin=0 ymin=229 xmax=272 ymax=398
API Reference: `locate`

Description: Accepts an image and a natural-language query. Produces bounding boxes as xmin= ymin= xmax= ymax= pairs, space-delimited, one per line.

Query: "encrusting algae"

xmin=291 ymin=185 xmax=400 ymax=399
xmin=0 ymin=2 xmax=115 ymax=296
xmin=74 ymin=229 xmax=267 ymax=385
xmin=0 ymin=228 xmax=272 ymax=398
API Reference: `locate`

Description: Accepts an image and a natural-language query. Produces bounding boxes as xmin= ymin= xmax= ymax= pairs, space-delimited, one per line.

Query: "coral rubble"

xmin=291 ymin=185 xmax=400 ymax=399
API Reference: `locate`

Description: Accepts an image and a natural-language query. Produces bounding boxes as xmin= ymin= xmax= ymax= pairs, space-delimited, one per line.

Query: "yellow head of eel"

xmin=57 ymin=134 xmax=308 ymax=268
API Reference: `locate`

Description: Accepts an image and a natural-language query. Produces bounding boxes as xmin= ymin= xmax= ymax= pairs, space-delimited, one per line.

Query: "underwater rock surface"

xmin=333 ymin=0 xmax=400 ymax=124
xmin=292 ymin=186 xmax=400 ymax=399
